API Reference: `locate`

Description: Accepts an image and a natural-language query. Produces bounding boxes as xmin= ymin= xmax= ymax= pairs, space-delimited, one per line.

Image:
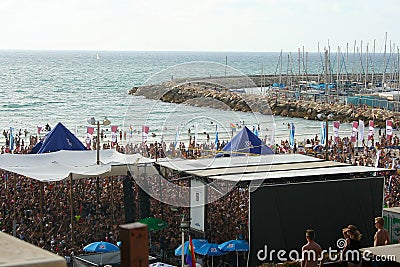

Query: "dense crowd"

xmin=0 ymin=124 xmax=399 ymax=266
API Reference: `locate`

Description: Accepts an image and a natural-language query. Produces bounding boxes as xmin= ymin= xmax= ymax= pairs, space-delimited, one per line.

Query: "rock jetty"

xmin=129 ymin=79 xmax=399 ymax=128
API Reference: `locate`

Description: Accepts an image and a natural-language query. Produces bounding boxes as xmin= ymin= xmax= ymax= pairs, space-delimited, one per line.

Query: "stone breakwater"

xmin=129 ymin=79 xmax=399 ymax=128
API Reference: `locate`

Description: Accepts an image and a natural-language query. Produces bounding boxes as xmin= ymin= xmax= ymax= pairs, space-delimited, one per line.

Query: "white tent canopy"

xmin=156 ymin=154 xmax=385 ymax=182
xmin=0 ymin=149 xmax=155 ymax=182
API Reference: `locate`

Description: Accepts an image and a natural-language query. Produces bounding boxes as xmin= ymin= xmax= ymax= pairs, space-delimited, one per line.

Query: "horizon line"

xmin=0 ymin=48 xmax=392 ymax=54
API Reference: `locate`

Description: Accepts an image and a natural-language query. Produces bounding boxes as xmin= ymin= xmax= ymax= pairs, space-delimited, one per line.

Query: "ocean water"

xmin=0 ymin=50 xmax=388 ymax=146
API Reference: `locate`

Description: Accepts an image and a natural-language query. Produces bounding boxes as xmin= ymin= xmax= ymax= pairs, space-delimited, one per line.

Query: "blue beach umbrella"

xmin=83 ymin=241 xmax=120 ymax=253
xmin=197 ymin=243 xmax=226 ymax=256
xmin=218 ymin=239 xmax=249 ymax=252
xmin=174 ymin=239 xmax=207 ymax=256
xmin=196 ymin=243 xmax=227 ymax=267
xmin=218 ymin=240 xmax=249 ymax=267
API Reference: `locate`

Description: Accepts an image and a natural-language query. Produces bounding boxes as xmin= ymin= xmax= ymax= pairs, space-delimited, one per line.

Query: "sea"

xmin=0 ymin=50 xmax=388 ymax=147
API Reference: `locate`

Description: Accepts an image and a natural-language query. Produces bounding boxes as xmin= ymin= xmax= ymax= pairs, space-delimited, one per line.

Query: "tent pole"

xmin=96 ymin=121 xmax=100 ymax=207
xmin=111 ymin=176 xmax=114 ymax=229
xmin=70 ymin=174 xmax=74 ymax=245
xmin=13 ymin=173 xmax=16 ymax=237
xmin=39 ymin=181 xmax=43 ymax=237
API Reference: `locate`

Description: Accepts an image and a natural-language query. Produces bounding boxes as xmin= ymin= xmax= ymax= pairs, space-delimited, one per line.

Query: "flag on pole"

xmin=142 ymin=125 xmax=149 ymax=143
xmin=215 ymin=125 xmax=219 ymax=149
xmin=9 ymin=127 xmax=14 ymax=151
xmin=185 ymin=236 xmax=196 ymax=267
xmin=358 ymin=120 xmax=364 ymax=142
xmin=386 ymin=120 xmax=393 ymax=140
xmin=37 ymin=126 xmax=42 ymax=135
xmin=254 ymin=125 xmax=259 ymax=137
xmin=87 ymin=127 xmax=95 ymax=135
xmin=111 ymin=125 xmax=118 ymax=133
xmin=174 ymin=126 xmax=180 ymax=148
xmin=321 ymin=122 xmax=326 ymax=145
xmin=289 ymin=122 xmax=295 ymax=148
xmin=368 ymin=120 xmax=374 ymax=141
xmin=333 ymin=121 xmax=340 ymax=143
xmin=129 ymin=125 xmax=133 ymax=137
xmin=230 ymin=123 xmax=237 ymax=132
xmin=350 ymin=121 xmax=358 ymax=143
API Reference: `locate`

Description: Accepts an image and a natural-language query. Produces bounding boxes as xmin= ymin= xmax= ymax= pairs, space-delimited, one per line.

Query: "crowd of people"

xmin=0 ymin=123 xmax=399 ymax=266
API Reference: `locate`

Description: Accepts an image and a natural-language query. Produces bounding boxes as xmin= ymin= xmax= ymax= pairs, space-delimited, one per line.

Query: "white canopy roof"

xmin=156 ymin=154 xmax=322 ymax=172
xmin=156 ymin=154 xmax=385 ymax=182
xmin=0 ymin=150 xmax=154 ymax=182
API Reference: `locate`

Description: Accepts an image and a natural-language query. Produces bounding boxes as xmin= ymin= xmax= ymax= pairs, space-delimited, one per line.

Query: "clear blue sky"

xmin=0 ymin=0 xmax=398 ymax=52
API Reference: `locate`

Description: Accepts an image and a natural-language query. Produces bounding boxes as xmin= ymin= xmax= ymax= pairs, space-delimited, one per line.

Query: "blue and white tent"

xmin=217 ymin=126 xmax=274 ymax=157
xmin=31 ymin=122 xmax=86 ymax=154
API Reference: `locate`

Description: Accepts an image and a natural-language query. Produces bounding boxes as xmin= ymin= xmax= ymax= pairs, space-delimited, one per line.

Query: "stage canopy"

xmin=0 ymin=149 xmax=154 ymax=182
xmin=156 ymin=154 xmax=385 ymax=182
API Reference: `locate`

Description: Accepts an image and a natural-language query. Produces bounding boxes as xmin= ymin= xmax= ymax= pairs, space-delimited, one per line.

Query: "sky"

xmin=0 ymin=0 xmax=398 ymax=52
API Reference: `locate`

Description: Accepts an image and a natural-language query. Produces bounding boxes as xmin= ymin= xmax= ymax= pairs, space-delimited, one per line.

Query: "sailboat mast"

xmin=390 ymin=42 xmax=395 ymax=84
xmin=289 ymin=52 xmax=294 ymax=89
xmin=325 ymin=49 xmax=329 ymax=101
xmin=337 ymin=46 xmax=340 ymax=98
xmin=286 ymin=54 xmax=290 ymax=90
xmin=346 ymin=43 xmax=349 ymax=82
xmin=372 ymin=39 xmax=376 ymax=88
xmin=360 ymin=40 xmax=363 ymax=87
xmin=389 ymin=41 xmax=393 ymax=85
xmin=279 ymin=50 xmax=283 ymax=85
xmin=397 ymin=46 xmax=400 ymax=89
xmin=297 ymin=47 xmax=301 ymax=90
xmin=328 ymin=45 xmax=332 ymax=85
xmin=382 ymin=32 xmax=387 ymax=92
xmin=352 ymin=40 xmax=357 ymax=83
xmin=365 ymin=43 xmax=369 ymax=90
xmin=317 ymin=42 xmax=321 ymax=83
xmin=306 ymin=51 xmax=308 ymax=82
xmin=302 ymin=46 xmax=305 ymax=81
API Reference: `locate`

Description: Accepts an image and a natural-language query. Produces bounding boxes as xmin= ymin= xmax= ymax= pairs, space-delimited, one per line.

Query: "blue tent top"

xmin=33 ymin=122 xmax=86 ymax=154
xmin=217 ymin=126 xmax=274 ymax=157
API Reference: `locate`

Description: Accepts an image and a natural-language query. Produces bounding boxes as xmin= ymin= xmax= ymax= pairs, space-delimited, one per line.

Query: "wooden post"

xmin=13 ymin=173 xmax=16 ymax=237
xmin=39 ymin=181 xmax=43 ymax=237
xmin=97 ymin=121 xmax=100 ymax=206
xmin=119 ymin=222 xmax=149 ymax=267
xmin=69 ymin=174 xmax=73 ymax=244
xmin=111 ymin=176 xmax=114 ymax=228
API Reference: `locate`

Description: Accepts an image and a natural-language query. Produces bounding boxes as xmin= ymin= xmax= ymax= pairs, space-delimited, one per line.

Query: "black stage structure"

xmin=155 ymin=154 xmax=386 ymax=266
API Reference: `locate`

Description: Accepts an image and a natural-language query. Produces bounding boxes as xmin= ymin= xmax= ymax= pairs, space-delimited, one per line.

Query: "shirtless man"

xmin=374 ymin=217 xmax=390 ymax=246
xmin=301 ymin=229 xmax=323 ymax=267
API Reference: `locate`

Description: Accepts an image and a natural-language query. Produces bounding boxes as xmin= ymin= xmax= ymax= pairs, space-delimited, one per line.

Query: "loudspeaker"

xmin=123 ymin=175 xmax=136 ymax=223
xmin=138 ymin=186 xmax=150 ymax=219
